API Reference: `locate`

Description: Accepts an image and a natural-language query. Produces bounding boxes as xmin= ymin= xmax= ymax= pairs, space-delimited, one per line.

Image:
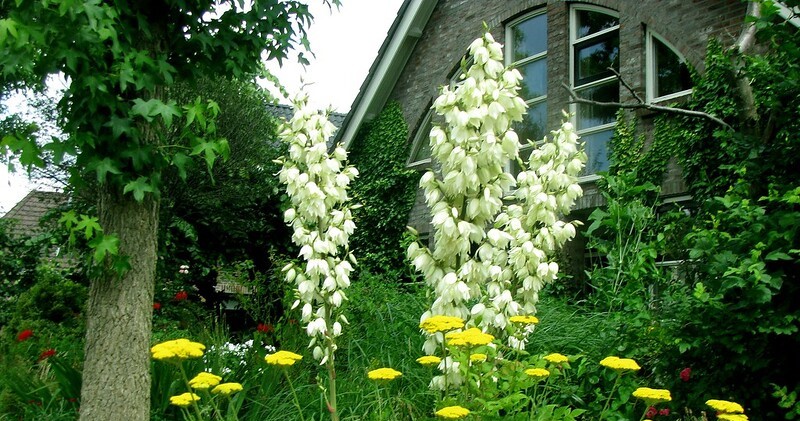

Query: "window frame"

xmin=646 ymin=29 xmax=693 ymax=103
xmin=569 ymin=4 xmax=620 ymax=182
xmin=505 ymin=9 xmax=548 ymax=175
xmin=406 ymin=109 xmax=433 ymax=170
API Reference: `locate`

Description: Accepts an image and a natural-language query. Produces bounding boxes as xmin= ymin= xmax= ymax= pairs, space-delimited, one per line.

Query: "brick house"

xmin=336 ymin=0 xmax=755 ymax=273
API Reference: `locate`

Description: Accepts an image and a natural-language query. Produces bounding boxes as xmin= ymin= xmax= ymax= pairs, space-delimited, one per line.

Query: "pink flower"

xmin=17 ymin=329 xmax=33 ymax=342
xmin=646 ymin=406 xmax=658 ymax=418
xmin=659 ymin=408 xmax=671 ymax=416
xmin=174 ymin=291 xmax=188 ymax=301
xmin=680 ymin=367 xmax=691 ymax=382
xmin=38 ymin=349 xmax=56 ymax=361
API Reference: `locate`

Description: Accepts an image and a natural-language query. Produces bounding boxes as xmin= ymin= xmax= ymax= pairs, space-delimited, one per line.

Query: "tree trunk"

xmin=79 ymin=186 xmax=159 ymax=421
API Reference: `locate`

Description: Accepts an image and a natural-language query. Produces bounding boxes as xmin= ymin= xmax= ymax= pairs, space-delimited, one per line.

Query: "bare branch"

xmin=733 ymin=0 xmax=761 ymax=121
xmin=609 ymin=67 xmax=644 ymax=104
xmin=562 ymin=83 xmax=734 ymax=131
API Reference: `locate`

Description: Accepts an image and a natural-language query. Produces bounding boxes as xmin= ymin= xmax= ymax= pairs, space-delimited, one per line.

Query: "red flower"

xmin=17 ymin=329 xmax=33 ymax=342
xmin=257 ymin=323 xmax=274 ymax=333
xmin=660 ymin=408 xmax=671 ymax=416
xmin=174 ymin=291 xmax=188 ymax=301
xmin=288 ymin=318 xmax=298 ymax=325
xmin=645 ymin=406 xmax=658 ymax=418
xmin=680 ymin=367 xmax=691 ymax=382
xmin=153 ymin=302 xmax=162 ymax=310
xmin=38 ymin=349 xmax=56 ymax=361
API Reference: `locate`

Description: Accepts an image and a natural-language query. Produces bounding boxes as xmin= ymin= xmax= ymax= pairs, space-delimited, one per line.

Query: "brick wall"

xmin=393 ymin=0 xmax=746 ymax=233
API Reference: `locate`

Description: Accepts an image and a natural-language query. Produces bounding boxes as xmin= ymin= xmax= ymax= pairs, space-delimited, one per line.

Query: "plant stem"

xmin=283 ymin=368 xmax=307 ymax=421
xmin=326 ymin=341 xmax=339 ymax=421
xmin=178 ymin=363 xmax=204 ymax=421
xmin=600 ymin=375 xmax=621 ymax=420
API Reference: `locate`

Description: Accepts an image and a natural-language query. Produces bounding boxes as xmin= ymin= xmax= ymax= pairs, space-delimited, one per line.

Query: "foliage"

xmin=347 ymin=101 xmax=418 ymax=276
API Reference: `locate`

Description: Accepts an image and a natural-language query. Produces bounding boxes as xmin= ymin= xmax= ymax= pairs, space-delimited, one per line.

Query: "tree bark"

xmin=79 ymin=186 xmax=159 ymax=421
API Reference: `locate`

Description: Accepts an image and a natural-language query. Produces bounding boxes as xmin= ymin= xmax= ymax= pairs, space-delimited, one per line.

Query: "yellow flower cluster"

xmin=211 ymin=382 xmax=244 ymax=396
xmin=420 ymin=315 xmax=465 ymax=334
xmin=169 ymin=392 xmax=200 ymax=408
xmin=445 ymin=328 xmax=494 ymax=347
xmin=717 ymin=415 xmax=748 ymax=421
xmin=543 ymin=353 xmax=569 ymax=364
xmin=265 ymin=350 xmax=303 ymax=367
xmin=417 ymin=355 xmax=442 ymax=366
xmin=469 ymin=353 xmax=487 ymax=363
xmin=599 ymin=356 xmax=641 ymax=372
xmin=367 ymin=367 xmax=403 ymax=381
xmin=188 ymin=372 xmax=222 ymax=390
xmin=151 ymin=339 xmax=205 ymax=362
xmin=632 ymin=387 xmax=672 ymax=404
xmin=706 ymin=399 xmax=745 ymax=414
xmin=524 ymin=368 xmax=550 ymax=380
xmin=509 ymin=315 xmax=539 ymax=325
xmin=435 ymin=405 xmax=470 ymax=419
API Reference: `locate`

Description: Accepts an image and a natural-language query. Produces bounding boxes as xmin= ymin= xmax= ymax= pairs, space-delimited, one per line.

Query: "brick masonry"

xmin=391 ymin=0 xmax=747 ymax=234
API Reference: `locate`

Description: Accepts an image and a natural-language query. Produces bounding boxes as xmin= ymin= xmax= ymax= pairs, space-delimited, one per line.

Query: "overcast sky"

xmin=0 ymin=0 xmax=405 ymax=215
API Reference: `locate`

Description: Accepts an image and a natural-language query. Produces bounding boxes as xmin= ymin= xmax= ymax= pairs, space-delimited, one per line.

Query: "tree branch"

xmin=562 ymin=82 xmax=733 ymax=131
xmin=733 ymin=0 xmax=761 ymax=121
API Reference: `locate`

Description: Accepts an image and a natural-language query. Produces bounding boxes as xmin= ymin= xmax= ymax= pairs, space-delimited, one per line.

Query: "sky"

xmin=0 ymin=0 xmax=405 ymax=215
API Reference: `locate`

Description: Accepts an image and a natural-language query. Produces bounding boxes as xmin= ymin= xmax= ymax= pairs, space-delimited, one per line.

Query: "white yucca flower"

xmin=408 ymin=32 xmax=587 ymax=360
xmin=277 ymin=93 xmax=358 ymax=365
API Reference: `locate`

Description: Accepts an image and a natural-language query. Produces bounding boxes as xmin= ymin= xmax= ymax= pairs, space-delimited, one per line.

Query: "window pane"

xmin=518 ymin=57 xmax=547 ymax=100
xmin=654 ymin=38 xmax=692 ymax=97
xmin=515 ymin=101 xmax=547 ymax=143
xmin=576 ymin=82 xmax=619 ymax=130
xmin=576 ymin=10 xmax=618 ymax=38
xmin=511 ymin=145 xmax=535 ymax=176
xmin=576 ymin=34 xmax=619 ymax=84
xmin=580 ymin=129 xmax=612 ymax=175
xmin=512 ymin=13 xmax=547 ymax=62
xmin=411 ymin=136 xmax=431 ymax=163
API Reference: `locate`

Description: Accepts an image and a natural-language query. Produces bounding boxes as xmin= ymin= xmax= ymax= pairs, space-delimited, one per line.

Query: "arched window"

xmin=646 ymin=30 xmax=692 ymax=102
xmin=570 ymin=5 xmax=619 ymax=178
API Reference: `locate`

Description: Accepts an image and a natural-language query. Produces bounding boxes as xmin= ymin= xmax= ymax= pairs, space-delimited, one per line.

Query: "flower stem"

xmin=326 ymin=341 xmax=339 ymax=421
xmin=178 ymin=363 xmax=204 ymax=421
xmin=283 ymin=368 xmax=307 ymax=421
xmin=600 ymin=375 xmax=621 ymax=420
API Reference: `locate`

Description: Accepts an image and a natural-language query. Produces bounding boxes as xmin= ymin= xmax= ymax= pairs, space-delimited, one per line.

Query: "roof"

xmin=2 ymin=190 xmax=67 ymax=238
xmin=334 ymin=0 xmax=438 ymax=149
xmin=265 ymin=103 xmax=347 ymax=129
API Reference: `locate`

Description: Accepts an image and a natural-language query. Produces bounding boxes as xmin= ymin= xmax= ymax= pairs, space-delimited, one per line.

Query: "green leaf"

xmin=88 ymin=234 xmax=119 ymax=263
xmin=93 ymin=157 xmax=122 ymax=182
xmin=123 ymin=176 xmax=155 ymax=202
xmin=76 ymin=214 xmax=102 ymax=240
xmin=171 ymin=152 xmax=191 ymax=181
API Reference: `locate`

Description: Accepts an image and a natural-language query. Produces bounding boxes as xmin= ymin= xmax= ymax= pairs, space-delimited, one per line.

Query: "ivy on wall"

xmin=346 ymin=101 xmax=419 ymax=276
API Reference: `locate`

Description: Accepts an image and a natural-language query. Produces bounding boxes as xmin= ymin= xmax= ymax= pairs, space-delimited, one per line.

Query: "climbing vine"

xmin=346 ymin=101 xmax=419 ymax=276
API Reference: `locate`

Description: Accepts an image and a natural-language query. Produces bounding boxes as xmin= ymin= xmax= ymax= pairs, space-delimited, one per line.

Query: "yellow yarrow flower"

xmin=367 ymin=367 xmax=403 ymax=381
xmin=543 ymin=353 xmax=569 ymax=364
xmin=717 ymin=414 xmax=748 ymax=421
xmin=435 ymin=405 xmax=470 ymax=419
xmin=509 ymin=315 xmax=539 ymax=325
xmin=169 ymin=392 xmax=200 ymax=408
xmin=524 ymin=368 xmax=550 ymax=380
xmin=445 ymin=328 xmax=494 ymax=347
xmin=417 ymin=355 xmax=442 ymax=366
xmin=265 ymin=350 xmax=303 ymax=367
xmin=420 ymin=315 xmax=465 ymax=334
xmin=632 ymin=387 xmax=672 ymax=405
xmin=470 ymin=353 xmax=487 ymax=362
xmin=151 ymin=339 xmax=205 ymax=362
xmin=706 ymin=399 xmax=745 ymax=414
xmin=211 ymin=382 xmax=243 ymax=396
xmin=188 ymin=372 xmax=222 ymax=390
xmin=599 ymin=356 xmax=641 ymax=372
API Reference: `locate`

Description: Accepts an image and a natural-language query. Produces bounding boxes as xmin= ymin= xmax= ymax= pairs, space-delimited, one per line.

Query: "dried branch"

xmin=562 ymin=82 xmax=734 ymax=131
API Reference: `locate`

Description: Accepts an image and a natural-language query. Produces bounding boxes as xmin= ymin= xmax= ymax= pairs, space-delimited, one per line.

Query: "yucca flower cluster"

xmin=277 ymin=92 xmax=359 ymax=365
xmin=408 ymin=30 xmax=586 ymax=364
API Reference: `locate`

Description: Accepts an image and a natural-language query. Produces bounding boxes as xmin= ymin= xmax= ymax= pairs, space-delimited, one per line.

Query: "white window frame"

xmin=569 ymin=4 xmax=620 ymax=183
xmin=646 ymin=30 xmax=693 ymax=103
xmin=505 ymin=9 xmax=548 ymax=174
xmin=406 ymin=109 xmax=433 ymax=170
